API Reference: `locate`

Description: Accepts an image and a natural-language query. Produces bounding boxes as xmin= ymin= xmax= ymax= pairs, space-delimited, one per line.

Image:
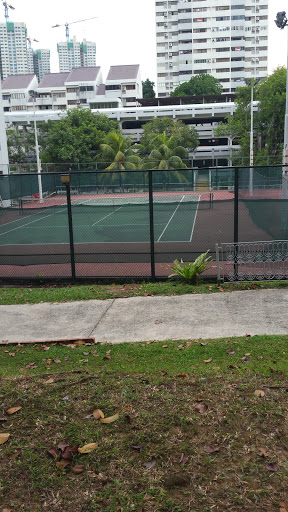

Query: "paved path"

xmin=1 ymin=289 xmax=288 ymax=344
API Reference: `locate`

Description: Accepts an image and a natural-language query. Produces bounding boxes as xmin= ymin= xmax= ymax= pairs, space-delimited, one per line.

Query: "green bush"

xmin=168 ymin=250 xmax=212 ymax=284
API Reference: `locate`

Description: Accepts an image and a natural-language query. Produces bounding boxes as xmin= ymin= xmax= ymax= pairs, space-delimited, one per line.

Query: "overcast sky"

xmin=4 ymin=0 xmax=288 ymax=86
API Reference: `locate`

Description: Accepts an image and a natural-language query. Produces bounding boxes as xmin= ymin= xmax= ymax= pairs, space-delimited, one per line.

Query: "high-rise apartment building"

xmin=0 ymin=22 xmax=28 ymax=80
xmin=155 ymin=0 xmax=269 ymax=97
xmin=57 ymin=36 xmax=96 ymax=72
xmin=32 ymin=49 xmax=51 ymax=82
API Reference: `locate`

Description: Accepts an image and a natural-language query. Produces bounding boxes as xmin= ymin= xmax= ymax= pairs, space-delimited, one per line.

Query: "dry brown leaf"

xmin=103 ymin=354 xmax=111 ymax=360
xmin=47 ymin=447 xmax=59 ymax=459
xmin=58 ymin=440 xmax=70 ymax=452
xmin=78 ymin=442 xmax=98 ymax=454
xmin=100 ymin=413 xmax=119 ymax=424
xmin=9 ymin=449 xmax=22 ymax=459
xmin=259 ymin=447 xmax=269 ymax=457
xmin=93 ymin=409 xmax=105 ymax=420
xmin=204 ymin=445 xmax=221 ymax=454
xmin=266 ymin=463 xmax=279 ymax=472
xmin=71 ymin=464 xmax=85 ymax=474
xmin=6 ymin=406 xmax=22 ymax=415
xmin=2 ymin=508 xmax=12 ymax=512
xmin=0 ymin=433 xmax=10 ymax=445
xmin=203 ymin=358 xmax=213 ymax=363
xmin=195 ymin=403 xmax=207 ymax=414
xmin=45 ymin=378 xmax=54 ymax=384
xmin=143 ymin=460 xmax=156 ymax=469
xmin=254 ymin=389 xmax=265 ymax=397
xmin=56 ymin=460 xmax=70 ymax=471
xmin=162 ymin=345 xmax=168 ymax=349
xmin=280 ymin=502 xmax=288 ymax=512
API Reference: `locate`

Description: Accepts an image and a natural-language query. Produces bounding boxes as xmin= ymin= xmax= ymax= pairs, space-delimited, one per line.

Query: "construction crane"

xmin=27 ymin=37 xmax=39 ymax=49
xmin=2 ymin=2 xmax=15 ymax=22
xmin=52 ymin=16 xmax=98 ymax=42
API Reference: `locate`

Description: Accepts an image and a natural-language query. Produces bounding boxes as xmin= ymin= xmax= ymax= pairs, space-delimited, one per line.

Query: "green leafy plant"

xmin=168 ymin=250 xmax=213 ymax=284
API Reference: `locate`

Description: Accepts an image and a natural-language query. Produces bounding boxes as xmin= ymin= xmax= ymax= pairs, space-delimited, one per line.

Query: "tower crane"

xmin=52 ymin=16 xmax=98 ymax=42
xmin=2 ymin=2 xmax=15 ymax=22
xmin=27 ymin=37 xmax=39 ymax=49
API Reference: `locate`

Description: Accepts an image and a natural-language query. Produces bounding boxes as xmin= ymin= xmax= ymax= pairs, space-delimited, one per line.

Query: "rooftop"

xmin=66 ymin=67 xmax=101 ymax=83
xmin=38 ymin=72 xmax=70 ymax=89
xmin=106 ymin=65 xmax=140 ymax=81
xmin=2 ymin=74 xmax=36 ymax=90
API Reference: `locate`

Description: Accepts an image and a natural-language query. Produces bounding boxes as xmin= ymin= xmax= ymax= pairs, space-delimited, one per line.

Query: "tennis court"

xmin=0 ymin=193 xmax=211 ymax=246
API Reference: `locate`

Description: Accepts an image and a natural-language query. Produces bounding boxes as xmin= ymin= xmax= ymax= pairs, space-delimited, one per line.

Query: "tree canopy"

xmin=137 ymin=117 xmax=198 ymax=156
xmin=170 ymin=74 xmax=223 ymax=97
xmin=142 ymin=78 xmax=156 ymax=99
xmin=215 ymin=67 xmax=287 ymax=164
xmin=145 ymin=131 xmax=189 ymax=172
xmin=39 ymin=107 xmax=118 ymax=164
xmin=7 ymin=128 xmax=35 ymax=163
xmin=99 ymin=131 xmax=142 ymax=171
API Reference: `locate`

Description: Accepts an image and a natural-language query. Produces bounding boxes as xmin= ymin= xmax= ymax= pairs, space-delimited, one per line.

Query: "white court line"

xmin=156 ymin=196 xmax=185 ymax=242
xmin=91 ymin=206 xmax=123 ymax=226
xmin=0 ymin=207 xmax=67 ymax=237
xmin=190 ymin=202 xmax=200 ymax=242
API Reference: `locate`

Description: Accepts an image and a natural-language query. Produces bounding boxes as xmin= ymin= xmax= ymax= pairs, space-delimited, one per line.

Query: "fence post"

xmin=61 ymin=174 xmax=76 ymax=280
xmin=234 ymin=167 xmax=239 ymax=280
xmin=148 ymin=169 xmax=156 ymax=282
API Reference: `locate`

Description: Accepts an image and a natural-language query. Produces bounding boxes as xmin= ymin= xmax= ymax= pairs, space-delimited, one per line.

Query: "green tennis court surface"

xmin=0 ymin=194 xmax=208 ymax=245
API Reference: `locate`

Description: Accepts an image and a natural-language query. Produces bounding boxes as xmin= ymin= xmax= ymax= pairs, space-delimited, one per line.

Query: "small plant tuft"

xmin=168 ymin=250 xmax=213 ymax=284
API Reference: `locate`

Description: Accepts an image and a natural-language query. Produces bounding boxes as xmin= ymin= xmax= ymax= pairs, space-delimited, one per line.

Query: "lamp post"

xmin=28 ymin=90 xmax=43 ymax=203
xmin=275 ymin=12 xmax=288 ymax=205
xmin=61 ymin=173 xmax=76 ymax=280
xmin=245 ymin=78 xmax=260 ymax=196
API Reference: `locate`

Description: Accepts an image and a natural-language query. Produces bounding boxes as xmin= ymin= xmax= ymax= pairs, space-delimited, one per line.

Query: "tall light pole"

xmin=245 ymin=78 xmax=260 ymax=196
xmin=275 ymin=12 xmax=288 ymax=205
xmin=29 ymin=90 xmax=43 ymax=203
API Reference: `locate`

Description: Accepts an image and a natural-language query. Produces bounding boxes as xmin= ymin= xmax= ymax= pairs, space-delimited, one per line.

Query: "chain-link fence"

xmin=0 ymin=165 xmax=287 ymax=281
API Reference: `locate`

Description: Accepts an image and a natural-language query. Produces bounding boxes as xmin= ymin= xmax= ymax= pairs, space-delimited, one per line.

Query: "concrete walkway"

xmin=1 ymin=289 xmax=288 ymax=344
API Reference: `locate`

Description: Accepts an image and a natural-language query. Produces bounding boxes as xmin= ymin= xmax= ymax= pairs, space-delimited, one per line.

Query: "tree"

xmin=99 ymin=131 xmax=143 ymax=184
xmin=142 ymin=78 xmax=156 ymax=99
xmin=7 ymin=128 xmax=36 ymax=163
xmin=145 ymin=131 xmax=189 ymax=180
xmin=137 ymin=117 xmax=198 ymax=156
xmin=215 ymin=67 xmax=287 ymax=164
xmin=170 ymin=74 xmax=223 ymax=97
xmin=39 ymin=107 xmax=118 ymax=164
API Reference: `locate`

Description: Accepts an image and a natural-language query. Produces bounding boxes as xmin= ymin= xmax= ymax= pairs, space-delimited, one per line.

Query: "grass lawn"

xmin=0 ymin=280 xmax=287 ymax=305
xmin=1 ymin=335 xmax=288 ymax=512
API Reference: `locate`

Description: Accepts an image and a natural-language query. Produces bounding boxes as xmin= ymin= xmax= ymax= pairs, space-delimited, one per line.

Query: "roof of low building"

xmin=106 ymin=65 xmax=140 ymax=81
xmin=1 ymin=74 xmax=36 ymax=90
xmin=38 ymin=72 xmax=70 ymax=88
xmin=66 ymin=67 xmax=101 ymax=83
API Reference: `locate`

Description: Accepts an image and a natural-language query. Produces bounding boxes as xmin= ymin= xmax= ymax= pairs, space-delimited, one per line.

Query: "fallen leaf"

xmin=195 ymin=403 xmax=207 ymax=414
xmin=56 ymin=460 xmax=70 ymax=471
xmin=226 ymin=349 xmax=235 ymax=355
xmin=0 ymin=433 xmax=10 ymax=445
xmin=130 ymin=444 xmax=142 ymax=451
xmin=58 ymin=440 xmax=70 ymax=452
xmin=45 ymin=378 xmax=54 ymax=384
xmin=266 ymin=463 xmax=279 ymax=472
xmin=100 ymin=413 xmax=119 ymax=424
xmin=103 ymin=354 xmax=111 ymax=360
xmin=2 ymin=508 xmax=12 ymax=512
xmin=143 ymin=460 xmax=156 ymax=469
xmin=6 ymin=406 xmax=22 ymax=415
xmin=155 ymin=320 xmax=163 ymax=324
xmin=93 ymin=409 xmax=105 ymax=420
xmin=179 ymin=453 xmax=189 ymax=465
xmin=54 ymin=359 xmax=61 ymax=364
xmin=9 ymin=449 xmax=22 ymax=459
xmin=254 ymin=389 xmax=265 ymax=397
xmin=162 ymin=345 xmax=168 ymax=349
xmin=204 ymin=445 xmax=221 ymax=454
xmin=78 ymin=443 xmax=98 ymax=454
xmin=71 ymin=464 xmax=85 ymax=474
xmin=62 ymin=446 xmax=79 ymax=460
xmin=203 ymin=358 xmax=213 ymax=363
xmin=280 ymin=502 xmax=288 ymax=512
xmin=47 ymin=447 xmax=59 ymax=459
xmin=176 ymin=374 xmax=188 ymax=378
xmin=259 ymin=447 xmax=269 ymax=457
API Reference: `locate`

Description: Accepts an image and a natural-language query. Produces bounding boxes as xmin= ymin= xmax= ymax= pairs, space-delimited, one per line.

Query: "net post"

xmin=234 ymin=167 xmax=239 ymax=280
xmin=148 ymin=169 xmax=156 ymax=282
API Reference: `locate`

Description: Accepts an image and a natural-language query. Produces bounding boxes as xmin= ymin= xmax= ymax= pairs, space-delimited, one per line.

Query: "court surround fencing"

xmin=0 ymin=165 xmax=287 ymax=282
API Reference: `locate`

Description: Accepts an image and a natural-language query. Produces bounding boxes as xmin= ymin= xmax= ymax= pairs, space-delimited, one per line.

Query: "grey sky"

xmin=3 ymin=0 xmax=287 ymax=85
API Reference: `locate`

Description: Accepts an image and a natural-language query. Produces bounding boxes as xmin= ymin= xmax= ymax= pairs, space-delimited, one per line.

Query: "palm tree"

xmin=145 ymin=132 xmax=189 ymax=186
xmin=99 ymin=131 xmax=143 ymax=187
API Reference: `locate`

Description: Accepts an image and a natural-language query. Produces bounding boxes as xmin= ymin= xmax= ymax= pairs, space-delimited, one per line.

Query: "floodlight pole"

xmin=29 ymin=90 xmax=43 ymax=203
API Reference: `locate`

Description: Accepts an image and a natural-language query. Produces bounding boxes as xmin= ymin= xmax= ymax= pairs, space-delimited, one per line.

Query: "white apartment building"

xmin=0 ymin=22 xmax=28 ymax=80
xmin=155 ymin=0 xmax=269 ymax=96
xmin=57 ymin=37 xmax=96 ymax=72
xmin=27 ymin=49 xmax=50 ymax=82
xmin=2 ymin=74 xmax=38 ymax=112
xmin=105 ymin=65 xmax=143 ymax=108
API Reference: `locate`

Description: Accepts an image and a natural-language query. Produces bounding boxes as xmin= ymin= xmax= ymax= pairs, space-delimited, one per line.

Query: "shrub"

xmin=168 ymin=250 xmax=212 ymax=284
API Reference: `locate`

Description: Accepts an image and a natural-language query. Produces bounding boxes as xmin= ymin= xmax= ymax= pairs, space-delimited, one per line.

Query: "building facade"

xmin=57 ymin=37 xmax=96 ymax=72
xmin=155 ymin=0 xmax=269 ymax=96
xmin=0 ymin=22 xmax=28 ymax=80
